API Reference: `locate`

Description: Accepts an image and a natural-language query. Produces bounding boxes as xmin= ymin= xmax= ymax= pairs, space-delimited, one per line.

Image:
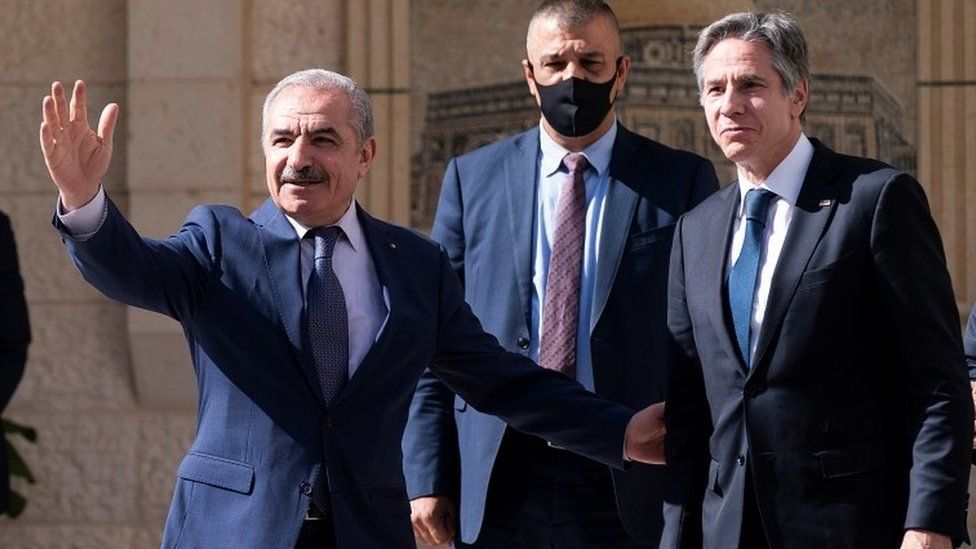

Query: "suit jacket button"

xmin=300 ymin=482 xmax=313 ymax=495
xmin=737 ymin=455 xmax=746 ymax=466
xmin=516 ymin=337 xmax=530 ymax=350
xmin=323 ymin=416 xmax=333 ymax=428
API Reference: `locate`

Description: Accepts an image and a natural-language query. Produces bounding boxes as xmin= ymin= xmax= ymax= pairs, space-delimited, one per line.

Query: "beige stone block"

xmin=0 ymin=0 xmax=126 ymax=83
xmin=127 ymin=81 xmax=243 ymax=192
xmin=0 ymin=83 xmax=127 ymax=195
xmin=3 ymin=412 xmax=139 ymax=522
xmin=7 ymin=303 xmax=134 ymax=412
xmin=127 ymin=190 xmax=246 ymax=239
xmin=250 ymin=0 xmax=344 ymax=82
xmin=129 ymin=330 xmax=198 ymax=409
xmin=0 ymin=524 xmax=146 ymax=548
xmin=128 ymin=0 xmax=242 ymax=80
xmin=139 ymin=414 xmax=196 ymax=524
xmin=249 ymin=86 xmax=271 ymax=181
xmin=0 ymin=195 xmax=107 ymax=303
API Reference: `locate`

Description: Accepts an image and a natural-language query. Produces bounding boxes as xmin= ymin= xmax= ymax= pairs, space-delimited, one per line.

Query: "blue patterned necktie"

xmin=728 ymin=188 xmax=775 ymax=367
xmin=305 ymin=226 xmax=347 ymax=512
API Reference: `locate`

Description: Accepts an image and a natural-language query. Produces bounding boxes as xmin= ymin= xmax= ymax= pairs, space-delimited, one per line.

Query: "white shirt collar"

xmin=539 ymin=119 xmax=618 ymax=178
xmin=736 ymin=133 xmax=814 ymax=214
xmin=284 ymin=200 xmax=365 ymax=252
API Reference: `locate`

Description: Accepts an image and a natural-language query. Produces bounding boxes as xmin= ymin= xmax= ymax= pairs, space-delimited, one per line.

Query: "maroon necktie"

xmin=538 ymin=152 xmax=588 ymax=377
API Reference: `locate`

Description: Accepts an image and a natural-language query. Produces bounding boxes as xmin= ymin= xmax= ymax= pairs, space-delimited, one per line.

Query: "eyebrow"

xmin=268 ymin=126 xmax=343 ymax=142
xmin=539 ymin=51 xmax=607 ymax=63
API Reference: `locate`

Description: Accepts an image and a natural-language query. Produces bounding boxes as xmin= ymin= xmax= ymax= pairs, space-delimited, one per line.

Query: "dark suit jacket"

xmin=0 ymin=212 xmax=30 ymax=514
xmin=56 ymin=197 xmax=634 ymax=549
xmin=965 ymin=302 xmax=976 ymax=379
xmin=666 ymin=140 xmax=972 ymax=548
xmin=402 ymin=125 xmax=718 ymax=544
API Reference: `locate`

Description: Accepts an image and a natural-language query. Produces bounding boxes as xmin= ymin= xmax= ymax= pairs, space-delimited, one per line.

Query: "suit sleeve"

xmin=54 ymin=196 xmax=218 ymax=321
xmin=686 ymin=157 xmax=720 ymax=211
xmin=663 ymin=215 xmax=711 ymax=547
xmin=429 ymin=246 xmax=633 ymax=469
xmin=869 ymin=174 xmax=973 ymax=539
xmin=0 ymin=213 xmax=30 ymax=413
xmin=403 ymin=158 xmax=465 ymax=500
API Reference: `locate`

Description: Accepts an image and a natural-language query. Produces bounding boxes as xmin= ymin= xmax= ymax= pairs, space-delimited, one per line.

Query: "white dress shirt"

xmin=59 ymin=188 xmax=388 ymax=379
xmin=728 ymin=133 xmax=814 ymax=364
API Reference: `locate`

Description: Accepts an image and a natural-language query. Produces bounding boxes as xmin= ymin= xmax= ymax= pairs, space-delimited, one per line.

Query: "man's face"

xmin=263 ymin=85 xmax=375 ymax=227
xmin=700 ymin=38 xmax=807 ymax=179
xmin=523 ymin=15 xmax=629 ymax=133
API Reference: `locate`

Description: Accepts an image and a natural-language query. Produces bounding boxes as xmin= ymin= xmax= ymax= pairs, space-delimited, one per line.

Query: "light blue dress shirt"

xmin=530 ymin=121 xmax=616 ymax=392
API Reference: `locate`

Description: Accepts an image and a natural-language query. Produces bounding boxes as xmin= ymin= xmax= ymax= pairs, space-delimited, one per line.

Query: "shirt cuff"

xmin=57 ymin=187 xmax=107 ymax=239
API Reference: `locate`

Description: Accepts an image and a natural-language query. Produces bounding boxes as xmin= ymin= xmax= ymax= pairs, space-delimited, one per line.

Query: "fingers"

xmin=69 ymin=80 xmax=88 ymax=124
xmin=40 ymin=96 xmax=59 ymax=160
xmin=411 ymin=513 xmax=436 ymax=545
xmin=97 ymin=103 xmax=119 ymax=149
xmin=52 ymin=81 xmax=69 ymax=129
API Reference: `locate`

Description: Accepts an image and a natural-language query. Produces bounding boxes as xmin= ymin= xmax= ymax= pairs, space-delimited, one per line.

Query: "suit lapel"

xmin=704 ymin=184 xmax=745 ymax=373
xmin=750 ymin=142 xmax=841 ymax=372
xmin=503 ymin=130 xmax=541 ymax=326
xmin=252 ymin=199 xmax=324 ymax=404
xmin=590 ymin=127 xmax=641 ymax=334
xmin=330 ymin=206 xmax=403 ymax=407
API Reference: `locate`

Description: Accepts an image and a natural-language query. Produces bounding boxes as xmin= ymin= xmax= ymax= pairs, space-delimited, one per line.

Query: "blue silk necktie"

xmin=728 ymin=188 xmax=774 ymax=367
xmin=305 ymin=225 xmax=347 ymax=511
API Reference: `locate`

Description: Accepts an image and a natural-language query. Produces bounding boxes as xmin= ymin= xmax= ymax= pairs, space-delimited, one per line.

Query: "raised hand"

xmin=39 ymin=80 xmax=119 ymax=211
xmin=624 ymin=401 xmax=666 ymax=464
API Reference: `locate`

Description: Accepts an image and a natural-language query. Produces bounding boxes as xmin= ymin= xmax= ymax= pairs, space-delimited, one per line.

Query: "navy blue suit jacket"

xmin=402 ymin=125 xmax=718 ymax=545
xmin=56 ymin=197 xmax=635 ymax=549
xmin=0 ymin=212 xmax=30 ymax=514
xmin=666 ymin=140 xmax=972 ymax=548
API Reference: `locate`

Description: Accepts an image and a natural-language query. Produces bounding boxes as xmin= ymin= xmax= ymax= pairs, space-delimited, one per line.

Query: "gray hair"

xmin=527 ymin=0 xmax=621 ymax=51
xmin=692 ymin=12 xmax=810 ymax=97
xmin=261 ymin=69 xmax=374 ymax=147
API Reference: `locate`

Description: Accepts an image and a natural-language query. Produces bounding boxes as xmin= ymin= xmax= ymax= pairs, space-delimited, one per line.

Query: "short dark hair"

xmin=693 ymin=12 xmax=810 ymax=97
xmin=528 ymin=0 xmax=621 ymax=50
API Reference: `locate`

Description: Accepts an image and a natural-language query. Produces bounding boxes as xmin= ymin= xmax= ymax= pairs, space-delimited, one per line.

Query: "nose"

xmin=559 ymin=62 xmax=587 ymax=81
xmin=718 ymin=87 xmax=745 ymax=118
xmin=287 ymin=137 xmax=313 ymax=170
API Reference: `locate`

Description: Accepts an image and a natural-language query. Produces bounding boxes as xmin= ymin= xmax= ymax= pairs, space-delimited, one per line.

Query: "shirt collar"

xmin=284 ymin=200 xmax=365 ymax=252
xmin=736 ymin=133 xmax=814 ymax=215
xmin=539 ymin=118 xmax=618 ymax=178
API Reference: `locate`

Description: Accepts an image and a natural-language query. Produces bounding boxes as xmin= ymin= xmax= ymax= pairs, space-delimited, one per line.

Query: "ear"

xmin=523 ymin=59 xmax=541 ymax=105
xmin=790 ymin=78 xmax=809 ymax=119
xmin=357 ymin=137 xmax=377 ymax=179
xmin=614 ymin=55 xmax=631 ymax=98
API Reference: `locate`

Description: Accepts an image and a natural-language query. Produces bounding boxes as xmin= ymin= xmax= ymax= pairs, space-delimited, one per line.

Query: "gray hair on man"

xmin=527 ymin=0 xmax=621 ymax=50
xmin=261 ymin=69 xmax=374 ymax=147
xmin=692 ymin=12 xmax=810 ymax=98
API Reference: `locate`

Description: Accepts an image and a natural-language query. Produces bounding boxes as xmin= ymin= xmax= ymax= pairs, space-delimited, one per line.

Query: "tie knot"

xmin=744 ymin=188 xmax=775 ymax=224
xmin=562 ymin=152 xmax=589 ymax=175
xmin=310 ymin=226 xmax=343 ymax=259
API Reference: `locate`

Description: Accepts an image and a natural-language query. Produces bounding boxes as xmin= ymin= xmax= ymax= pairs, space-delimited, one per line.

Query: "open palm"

xmin=39 ymin=80 xmax=118 ymax=211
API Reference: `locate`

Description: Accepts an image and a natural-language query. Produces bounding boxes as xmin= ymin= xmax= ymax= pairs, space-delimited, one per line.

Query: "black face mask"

xmin=531 ymin=58 xmax=621 ymax=138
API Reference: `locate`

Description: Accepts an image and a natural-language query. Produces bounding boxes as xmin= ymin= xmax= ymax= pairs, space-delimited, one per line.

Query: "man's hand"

xmin=39 ymin=80 xmax=119 ymax=211
xmin=624 ymin=401 xmax=666 ymax=464
xmin=900 ymin=529 xmax=952 ymax=549
xmin=970 ymin=381 xmax=976 ymax=449
xmin=410 ymin=495 xmax=457 ymax=546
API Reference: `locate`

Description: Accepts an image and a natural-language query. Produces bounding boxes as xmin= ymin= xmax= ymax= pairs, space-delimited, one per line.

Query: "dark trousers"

xmin=295 ymin=515 xmax=336 ymax=549
xmin=457 ymin=429 xmax=650 ymax=549
xmin=739 ymin=465 xmax=770 ymax=549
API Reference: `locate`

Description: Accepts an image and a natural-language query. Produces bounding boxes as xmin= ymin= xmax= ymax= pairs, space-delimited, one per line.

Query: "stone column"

xmin=917 ymin=0 xmax=976 ymax=318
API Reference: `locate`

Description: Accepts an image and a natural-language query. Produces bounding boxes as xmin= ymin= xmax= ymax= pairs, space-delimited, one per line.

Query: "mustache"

xmin=280 ymin=166 xmax=327 ymax=184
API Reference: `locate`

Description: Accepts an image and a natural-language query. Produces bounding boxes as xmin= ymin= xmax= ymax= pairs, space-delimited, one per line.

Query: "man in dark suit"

xmin=966 ymin=303 xmax=976 ymax=460
xmin=402 ymin=2 xmax=717 ymax=547
xmin=0 ymin=210 xmax=30 ymax=516
xmin=38 ymin=72 xmax=666 ymax=548
xmin=665 ymin=12 xmax=973 ymax=549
